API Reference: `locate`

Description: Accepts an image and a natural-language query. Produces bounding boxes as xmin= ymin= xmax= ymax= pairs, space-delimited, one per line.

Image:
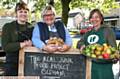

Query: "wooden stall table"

xmin=18 ymin=47 xmax=92 ymax=79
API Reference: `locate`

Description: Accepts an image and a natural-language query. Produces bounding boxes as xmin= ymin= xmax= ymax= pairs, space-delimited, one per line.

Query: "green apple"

xmin=110 ymin=47 xmax=116 ymax=53
xmin=110 ymin=54 xmax=115 ymax=59
xmin=85 ymin=49 xmax=91 ymax=53
xmin=86 ymin=53 xmax=91 ymax=57
xmin=91 ymin=45 xmax=96 ymax=50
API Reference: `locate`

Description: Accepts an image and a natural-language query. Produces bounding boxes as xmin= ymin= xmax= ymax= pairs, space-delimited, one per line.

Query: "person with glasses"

xmin=32 ymin=5 xmax=72 ymax=53
xmin=2 ymin=2 xmax=33 ymax=75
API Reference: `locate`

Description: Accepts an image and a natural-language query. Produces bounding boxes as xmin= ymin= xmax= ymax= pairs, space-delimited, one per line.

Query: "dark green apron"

xmin=84 ymin=27 xmax=114 ymax=79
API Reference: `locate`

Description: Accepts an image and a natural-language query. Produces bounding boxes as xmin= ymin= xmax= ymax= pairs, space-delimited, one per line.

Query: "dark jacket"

xmin=2 ymin=21 xmax=33 ymax=75
xmin=37 ymin=21 xmax=66 ymax=43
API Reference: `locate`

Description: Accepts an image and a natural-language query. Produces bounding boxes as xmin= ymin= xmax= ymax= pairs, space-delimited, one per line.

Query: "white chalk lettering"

xmin=38 ymin=62 xmax=49 ymax=69
xmin=41 ymin=69 xmax=65 ymax=76
xmin=50 ymin=63 xmax=69 ymax=70
xmin=29 ymin=56 xmax=39 ymax=70
xmin=42 ymin=56 xmax=73 ymax=63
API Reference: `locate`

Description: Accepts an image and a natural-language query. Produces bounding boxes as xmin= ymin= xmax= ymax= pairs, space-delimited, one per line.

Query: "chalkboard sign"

xmin=18 ymin=47 xmax=90 ymax=79
xmin=24 ymin=52 xmax=86 ymax=79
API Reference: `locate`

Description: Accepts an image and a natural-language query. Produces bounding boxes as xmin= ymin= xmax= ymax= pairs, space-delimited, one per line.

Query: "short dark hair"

xmin=15 ymin=2 xmax=29 ymax=12
xmin=89 ymin=9 xmax=104 ymax=24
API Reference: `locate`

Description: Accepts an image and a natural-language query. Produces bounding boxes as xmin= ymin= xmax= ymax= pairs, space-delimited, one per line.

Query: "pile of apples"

xmin=82 ymin=43 xmax=120 ymax=59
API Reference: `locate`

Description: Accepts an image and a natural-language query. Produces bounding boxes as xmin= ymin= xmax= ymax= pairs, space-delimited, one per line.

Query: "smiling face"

xmin=89 ymin=9 xmax=104 ymax=28
xmin=16 ymin=9 xmax=29 ymax=24
xmin=43 ymin=10 xmax=55 ymax=26
xmin=15 ymin=2 xmax=29 ymax=24
xmin=90 ymin=12 xmax=102 ymax=27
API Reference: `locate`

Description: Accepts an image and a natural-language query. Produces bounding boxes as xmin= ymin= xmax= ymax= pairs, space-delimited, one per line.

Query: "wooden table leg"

xmin=86 ymin=58 xmax=91 ymax=79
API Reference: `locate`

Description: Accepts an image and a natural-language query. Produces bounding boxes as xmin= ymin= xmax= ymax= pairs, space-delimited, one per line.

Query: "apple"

xmin=91 ymin=45 xmax=96 ymax=50
xmin=96 ymin=46 xmax=103 ymax=51
xmin=95 ymin=50 xmax=101 ymax=56
xmin=85 ymin=49 xmax=90 ymax=53
xmin=86 ymin=53 xmax=91 ymax=57
xmin=102 ymin=53 xmax=110 ymax=59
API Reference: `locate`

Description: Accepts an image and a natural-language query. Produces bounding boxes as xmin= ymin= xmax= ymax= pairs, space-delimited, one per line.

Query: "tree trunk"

xmin=61 ymin=0 xmax=71 ymax=26
xmin=48 ymin=0 xmax=54 ymax=6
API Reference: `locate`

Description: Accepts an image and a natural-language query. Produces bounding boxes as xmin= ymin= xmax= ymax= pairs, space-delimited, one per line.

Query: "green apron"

xmin=84 ymin=27 xmax=114 ymax=79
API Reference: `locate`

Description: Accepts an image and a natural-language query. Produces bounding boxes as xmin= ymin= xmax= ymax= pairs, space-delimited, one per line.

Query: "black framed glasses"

xmin=43 ymin=14 xmax=54 ymax=17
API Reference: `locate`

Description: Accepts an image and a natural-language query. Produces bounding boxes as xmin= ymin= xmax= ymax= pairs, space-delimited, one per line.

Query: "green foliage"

xmin=54 ymin=0 xmax=62 ymax=16
xmin=0 ymin=0 xmax=119 ymax=14
xmin=0 ymin=0 xmax=17 ymax=9
xmin=70 ymin=0 xmax=120 ymax=14
xmin=0 ymin=0 xmax=119 ymax=24
xmin=34 ymin=0 xmax=46 ymax=11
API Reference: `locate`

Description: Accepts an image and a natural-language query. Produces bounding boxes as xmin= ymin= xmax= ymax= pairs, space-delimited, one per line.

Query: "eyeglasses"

xmin=43 ymin=14 xmax=54 ymax=17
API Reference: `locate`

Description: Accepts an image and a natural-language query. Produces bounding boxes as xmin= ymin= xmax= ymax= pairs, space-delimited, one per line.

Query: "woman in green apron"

xmin=77 ymin=9 xmax=117 ymax=79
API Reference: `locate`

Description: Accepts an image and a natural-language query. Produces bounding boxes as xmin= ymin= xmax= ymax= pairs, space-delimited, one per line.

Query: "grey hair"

xmin=41 ymin=5 xmax=56 ymax=18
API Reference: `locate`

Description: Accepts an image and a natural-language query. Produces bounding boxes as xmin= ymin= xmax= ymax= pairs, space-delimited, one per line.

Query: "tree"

xmin=0 ymin=0 xmax=119 ymax=25
xmin=33 ymin=0 xmax=46 ymax=11
xmin=61 ymin=0 xmax=120 ymax=26
xmin=70 ymin=0 xmax=120 ymax=14
xmin=55 ymin=0 xmax=120 ymax=26
xmin=61 ymin=0 xmax=72 ymax=26
xmin=48 ymin=0 xmax=54 ymax=6
xmin=0 ymin=0 xmax=17 ymax=9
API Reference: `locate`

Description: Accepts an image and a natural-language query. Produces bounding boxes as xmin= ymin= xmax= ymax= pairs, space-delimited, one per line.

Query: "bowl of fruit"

xmin=82 ymin=43 xmax=120 ymax=63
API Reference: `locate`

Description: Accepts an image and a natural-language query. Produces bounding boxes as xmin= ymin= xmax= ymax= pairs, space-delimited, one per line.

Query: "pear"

xmin=105 ymin=48 xmax=112 ymax=54
xmin=103 ymin=43 xmax=109 ymax=51
xmin=103 ymin=43 xmax=108 ymax=47
xmin=98 ymin=55 xmax=103 ymax=59
xmin=91 ymin=54 xmax=96 ymax=58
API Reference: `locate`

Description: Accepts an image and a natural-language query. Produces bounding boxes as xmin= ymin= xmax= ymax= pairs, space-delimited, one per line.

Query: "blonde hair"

xmin=41 ymin=5 xmax=56 ymax=18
